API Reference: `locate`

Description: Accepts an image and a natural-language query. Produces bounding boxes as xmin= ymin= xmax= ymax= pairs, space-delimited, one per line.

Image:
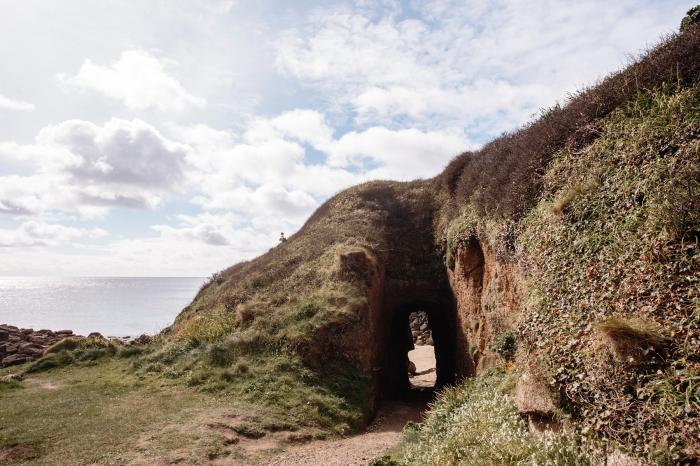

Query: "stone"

xmin=1 ymin=354 xmax=29 ymax=367
xmin=134 ymin=334 xmax=153 ymax=345
xmin=20 ymin=328 xmax=33 ymax=335
xmin=87 ymin=332 xmax=103 ymax=339
xmin=419 ymin=323 xmax=428 ymax=331
xmin=1 ymin=373 xmax=23 ymax=382
xmin=55 ymin=330 xmax=73 ymax=335
xmin=515 ymin=368 xmax=557 ymax=416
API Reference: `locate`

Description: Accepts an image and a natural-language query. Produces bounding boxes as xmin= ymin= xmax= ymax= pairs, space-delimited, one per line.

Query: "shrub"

xmin=207 ymin=343 xmax=234 ymax=367
xmin=492 ymin=332 xmax=518 ymax=362
xmin=397 ymin=370 xmax=593 ymax=465
xmin=25 ymin=351 xmax=74 ymax=373
xmin=681 ymin=5 xmax=700 ymax=31
xmin=45 ymin=338 xmax=80 ymax=354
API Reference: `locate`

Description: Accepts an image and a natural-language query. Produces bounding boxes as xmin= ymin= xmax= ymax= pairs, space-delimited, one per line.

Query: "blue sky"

xmin=0 ymin=0 xmax=693 ymax=276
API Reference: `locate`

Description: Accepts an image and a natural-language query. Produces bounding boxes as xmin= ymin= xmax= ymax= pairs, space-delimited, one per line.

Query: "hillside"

xmin=2 ymin=12 xmax=698 ymax=466
xmin=169 ymin=22 xmax=700 ymax=464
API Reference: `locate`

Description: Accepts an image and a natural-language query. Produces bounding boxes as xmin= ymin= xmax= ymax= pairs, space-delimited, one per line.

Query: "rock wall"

xmin=448 ymin=239 xmax=524 ymax=375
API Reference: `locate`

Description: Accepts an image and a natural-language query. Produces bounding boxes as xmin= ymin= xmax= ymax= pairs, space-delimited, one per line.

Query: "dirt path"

xmin=258 ymin=401 xmax=426 ymax=466
xmin=408 ymin=344 xmax=436 ymax=388
xmin=258 ymin=347 xmax=436 ymax=466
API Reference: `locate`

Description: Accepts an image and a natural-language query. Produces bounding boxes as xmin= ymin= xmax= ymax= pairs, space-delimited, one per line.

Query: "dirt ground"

xmin=255 ymin=345 xmax=436 ymax=466
xmin=257 ymin=401 xmax=425 ymax=466
xmin=408 ymin=344 xmax=436 ymax=388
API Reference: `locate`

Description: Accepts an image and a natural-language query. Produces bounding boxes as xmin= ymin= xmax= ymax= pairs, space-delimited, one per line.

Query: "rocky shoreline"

xmin=0 ymin=324 xmax=151 ymax=368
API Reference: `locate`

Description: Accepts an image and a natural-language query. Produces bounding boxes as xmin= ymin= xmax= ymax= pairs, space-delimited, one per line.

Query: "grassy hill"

xmin=2 ymin=12 xmax=699 ymax=466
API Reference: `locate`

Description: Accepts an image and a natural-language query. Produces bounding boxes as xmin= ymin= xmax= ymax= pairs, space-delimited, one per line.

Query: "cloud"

xmin=0 ymin=118 xmax=188 ymax=215
xmin=327 ymin=126 xmax=472 ymax=180
xmin=0 ymin=220 xmax=107 ymax=248
xmin=275 ymin=0 xmax=683 ymax=134
xmin=0 ymin=93 xmax=35 ymax=111
xmin=59 ymin=50 xmax=205 ymax=112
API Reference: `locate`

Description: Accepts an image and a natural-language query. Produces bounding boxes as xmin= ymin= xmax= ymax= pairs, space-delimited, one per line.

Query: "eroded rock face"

xmin=448 ymin=239 xmax=523 ymax=376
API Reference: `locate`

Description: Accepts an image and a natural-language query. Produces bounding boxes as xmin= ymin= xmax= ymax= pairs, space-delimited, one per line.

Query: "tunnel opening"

xmin=407 ymin=311 xmax=436 ymax=389
xmin=381 ymin=296 xmax=458 ymax=401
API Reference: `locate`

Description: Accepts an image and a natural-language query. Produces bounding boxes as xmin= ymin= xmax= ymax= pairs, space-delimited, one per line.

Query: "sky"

xmin=0 ymin=0 xmax=693 ymax=276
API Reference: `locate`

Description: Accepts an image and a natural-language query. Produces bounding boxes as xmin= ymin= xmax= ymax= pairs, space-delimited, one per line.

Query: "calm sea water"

xmin=0 ymin=277 xmax=206 ymax=337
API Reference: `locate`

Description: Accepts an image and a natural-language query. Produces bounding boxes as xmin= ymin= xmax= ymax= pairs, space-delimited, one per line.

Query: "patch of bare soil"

xmin=0 ymin=443 xmax=35 ymax=463
xmin=257 ymin=401 xmax=426 ymax=466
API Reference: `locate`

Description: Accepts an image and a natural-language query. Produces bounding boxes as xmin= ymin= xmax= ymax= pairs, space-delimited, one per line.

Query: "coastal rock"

xmin=134 ymin=334 xmax=153 ymax=345
xmin=0 ymin=330 xmax=8 ymax=341
xmin=1 ymin=354 xmax=29 ymax=367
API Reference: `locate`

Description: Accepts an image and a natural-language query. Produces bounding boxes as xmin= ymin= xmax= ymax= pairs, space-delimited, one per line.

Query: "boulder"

xmin=515 ymin=368 xmax=557 ymax=415
xmin=87 ymin=332 xmax=104 ymax=339
xmin=55 ymin=330 xmax=73 ymax=335
xmin=134 ymin=334 xmax=153 ymax=345
xmin=515 ymin=367 xmax=560 ymax=435
xmin=1 ymin=354 xmax=29 ymax=367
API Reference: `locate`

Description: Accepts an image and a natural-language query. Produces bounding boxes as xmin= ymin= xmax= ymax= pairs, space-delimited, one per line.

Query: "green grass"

xmin=134 ymin=339 xmax=370 ymax=435
xmin=382 ymin=370 xmax=592 ymax=466
xmin=0 ymin=358 xmax=326 ymax=465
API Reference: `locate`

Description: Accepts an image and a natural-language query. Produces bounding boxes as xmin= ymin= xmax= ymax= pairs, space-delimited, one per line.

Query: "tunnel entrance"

xmin=381 ymin=296 xmax=457 ymax=400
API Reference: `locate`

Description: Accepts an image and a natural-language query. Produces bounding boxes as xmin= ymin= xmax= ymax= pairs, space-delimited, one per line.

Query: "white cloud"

xmin=0 ymin=220 xmax=106 ymax=248
xmin=0 ymin=119 xmax=188 ymax=215
xmin=276 ymin=0 xmax=683 ymax=132
xmin=328 ymin=126 xmax=472 ymax=180
xmin=59 ymin=50 xmax=206 ymax=112
xmin=0 ymin=93 xmax=35 ymax=111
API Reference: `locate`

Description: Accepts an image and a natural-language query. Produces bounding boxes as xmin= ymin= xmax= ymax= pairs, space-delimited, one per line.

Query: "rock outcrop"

xmin=0 ymin=324 xmax=154 ymax=367
xmin=0 ymin=324 xmax=75 ymax=367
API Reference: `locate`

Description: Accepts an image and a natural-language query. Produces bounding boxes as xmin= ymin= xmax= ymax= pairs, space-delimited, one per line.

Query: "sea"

xmin=0 ymin=276 xmax=206 ymax=337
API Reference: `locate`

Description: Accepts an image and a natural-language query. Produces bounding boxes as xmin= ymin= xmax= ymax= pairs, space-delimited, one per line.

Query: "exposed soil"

xmin=258 ymin=401 xmax=426 ymax=466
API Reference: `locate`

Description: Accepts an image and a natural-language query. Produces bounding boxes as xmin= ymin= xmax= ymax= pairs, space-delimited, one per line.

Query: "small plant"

xmin=492 ymin=332 xmax=518 ymax=362
xmin=681 ymin=5 xmax=700 ymax=31
xmin=207 ymin=343 xmax=234 ymax=367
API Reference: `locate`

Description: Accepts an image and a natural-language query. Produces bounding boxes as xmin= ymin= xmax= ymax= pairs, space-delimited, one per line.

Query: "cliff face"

xmin=173 ymin=26 xmax=700 ymax=462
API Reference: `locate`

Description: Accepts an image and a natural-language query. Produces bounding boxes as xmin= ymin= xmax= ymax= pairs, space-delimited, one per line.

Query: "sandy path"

xmin=257 ymin=345 xmax=435 ymax=465
xmin=408 ymin=345 xmax=436 ymax=388
xmin=259 ymin=401 xmax=425 ymax=466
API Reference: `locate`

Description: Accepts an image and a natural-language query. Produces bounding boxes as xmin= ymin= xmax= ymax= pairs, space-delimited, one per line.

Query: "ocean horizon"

xmin=0 ymin=276 xmax=206 ymax=337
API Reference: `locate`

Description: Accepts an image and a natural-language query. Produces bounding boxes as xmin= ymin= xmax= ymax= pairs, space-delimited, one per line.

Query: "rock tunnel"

xmin=373 ymin=237 xmax=487 ymax=402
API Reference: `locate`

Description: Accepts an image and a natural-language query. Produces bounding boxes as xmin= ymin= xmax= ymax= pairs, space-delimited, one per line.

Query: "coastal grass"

xmin=0 ymin=358 xmax=325 ymax=465
xmin=375 ymin=370 xmax=592 ymax=466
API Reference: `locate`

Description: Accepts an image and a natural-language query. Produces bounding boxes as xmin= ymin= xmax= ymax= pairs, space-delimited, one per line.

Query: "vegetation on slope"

xmin=374 ymin=370 xmax=592 ymax=466
xmin=517 ymin=84 xmax=699 ymax=462
xmin=438 ymin=53 xmax=699 ymax=464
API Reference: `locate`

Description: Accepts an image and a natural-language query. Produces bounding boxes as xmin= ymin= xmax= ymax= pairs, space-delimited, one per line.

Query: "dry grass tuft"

xmin=596 ymin=317 xmax=671 ymax=365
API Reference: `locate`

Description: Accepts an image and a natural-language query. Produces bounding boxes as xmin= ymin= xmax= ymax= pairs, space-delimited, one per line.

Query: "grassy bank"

xmin=373 ymin=370 xmax=592 ymax=466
